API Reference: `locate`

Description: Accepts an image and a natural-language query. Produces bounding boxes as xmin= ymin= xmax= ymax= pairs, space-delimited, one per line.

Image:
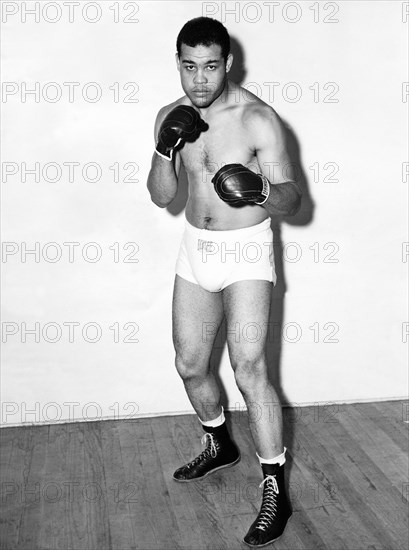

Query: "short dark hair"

xmin=176 ymin=17 xmax=230 ymax=61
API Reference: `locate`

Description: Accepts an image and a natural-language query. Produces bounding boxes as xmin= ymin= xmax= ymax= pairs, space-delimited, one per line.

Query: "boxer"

xmin=147 ymin=16 xmax=301 ymax=547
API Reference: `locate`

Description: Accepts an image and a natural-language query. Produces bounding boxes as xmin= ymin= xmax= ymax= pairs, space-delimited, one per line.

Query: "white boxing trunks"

xmin=175 ymin=218 xmax=277 ymax=292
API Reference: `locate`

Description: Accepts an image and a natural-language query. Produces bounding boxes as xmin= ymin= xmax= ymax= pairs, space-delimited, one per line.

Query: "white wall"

xmin=1 ymin=1 xmax=407 ymax=426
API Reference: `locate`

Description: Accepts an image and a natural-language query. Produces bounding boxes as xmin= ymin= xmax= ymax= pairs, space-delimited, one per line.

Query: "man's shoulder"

xmin=153 ymin=96 xmax=189 ymax=138
xmin=239 ymin=98 xmax=283 ymax=141
xmin=229 ymin=85 xmax=286 ymax=145
xmin=237 ymin=90 xmax=278 ymax=124
xmin=156 ymin=96 xmax=189 ymax=122
xmin=225 ymin=83 xmax=278 ymax=125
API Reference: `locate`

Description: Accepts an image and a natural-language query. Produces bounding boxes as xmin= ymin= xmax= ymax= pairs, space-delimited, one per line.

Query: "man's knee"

xmin=175 ymin=351 xmax=207 ymax=382
xmin=232 ymin=353 xmax=267 ymax=394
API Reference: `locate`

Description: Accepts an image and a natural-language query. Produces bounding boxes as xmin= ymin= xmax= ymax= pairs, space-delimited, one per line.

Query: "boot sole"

xmin=242 ymin=513 xmax=292 ymax=548
xmin=172 ymin=454 xmax=241 ymax=483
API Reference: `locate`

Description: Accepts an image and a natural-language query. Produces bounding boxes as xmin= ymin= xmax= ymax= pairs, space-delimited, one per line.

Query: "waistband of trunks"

xmin=184 ymin=217 xmax=271 ymax=242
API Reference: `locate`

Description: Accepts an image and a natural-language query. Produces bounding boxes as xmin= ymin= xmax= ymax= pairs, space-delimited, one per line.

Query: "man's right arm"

xmin=147 ymin=108 xmax=181 ymax=208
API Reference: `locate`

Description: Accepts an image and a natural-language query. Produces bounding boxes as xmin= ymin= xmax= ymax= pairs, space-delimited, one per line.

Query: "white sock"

xmin=199 ymin=406 xmax=225 ymax=428
xmin=257 ymin=447 xmax=286 ymax=466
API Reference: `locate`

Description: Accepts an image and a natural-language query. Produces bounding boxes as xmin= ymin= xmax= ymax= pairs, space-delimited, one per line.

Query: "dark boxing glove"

xmin=212 ymin=163 xmax=270 ymax=206
xmin=156 ymin=105 xmax=208 ymax=161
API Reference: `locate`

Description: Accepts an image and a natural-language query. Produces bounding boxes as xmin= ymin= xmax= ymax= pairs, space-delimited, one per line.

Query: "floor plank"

xmin=117 ymin=419 xmax=162 ymax=549
xmin=0 ymin=427 xmax=33 ymax=550
xmin=100 ymin=421 xmax=137 ymax=550
xmin=16 ymin=426 xmax=49 ymax=550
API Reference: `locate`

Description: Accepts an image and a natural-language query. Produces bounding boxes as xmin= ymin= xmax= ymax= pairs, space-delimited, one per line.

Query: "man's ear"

xmin=225 ymin=53 xmax=233 ymax=73
xmin=175 ymin=52 xmax=180 ymax=72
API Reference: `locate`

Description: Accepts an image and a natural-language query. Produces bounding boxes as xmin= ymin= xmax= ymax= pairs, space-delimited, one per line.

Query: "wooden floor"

xmin=1 ymin=400 xmax=408 ymax=550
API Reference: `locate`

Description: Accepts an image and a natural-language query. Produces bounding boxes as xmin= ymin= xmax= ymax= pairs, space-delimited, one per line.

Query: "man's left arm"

xmin=254 ymin=109 xmax=302 ymax=217
xmin=212 ymin=108 xmax=302 ymax=215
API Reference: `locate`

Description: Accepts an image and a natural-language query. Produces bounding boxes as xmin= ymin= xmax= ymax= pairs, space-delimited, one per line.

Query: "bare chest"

xmin=180 ymin=115 xmax=257 ymax=179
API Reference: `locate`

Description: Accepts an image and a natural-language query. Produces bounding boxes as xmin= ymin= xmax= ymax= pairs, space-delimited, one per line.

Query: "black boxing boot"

xmin=173 ymin=422 xmax=240 ymax=482
xmin=243 ymin=462 xmax=292 ymax=547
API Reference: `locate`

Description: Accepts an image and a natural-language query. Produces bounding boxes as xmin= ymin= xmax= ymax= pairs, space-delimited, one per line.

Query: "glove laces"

xmin=255 ymin=475 xmax=279 ymax=531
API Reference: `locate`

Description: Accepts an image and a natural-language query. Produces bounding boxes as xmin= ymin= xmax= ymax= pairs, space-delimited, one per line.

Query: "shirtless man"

xmin=147 ymin=17 xmax=301 ymax=547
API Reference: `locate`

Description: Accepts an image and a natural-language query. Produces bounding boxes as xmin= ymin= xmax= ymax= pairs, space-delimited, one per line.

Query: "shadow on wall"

xmin=166 ymin=36 xmax=315 ymax=448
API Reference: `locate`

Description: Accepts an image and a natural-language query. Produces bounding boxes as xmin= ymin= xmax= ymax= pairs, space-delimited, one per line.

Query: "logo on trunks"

xmin=197 ymin=239 xmax=217 ymax=253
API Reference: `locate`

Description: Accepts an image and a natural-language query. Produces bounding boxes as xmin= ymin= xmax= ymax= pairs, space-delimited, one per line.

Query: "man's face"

xmin=176 ymin=43 xmax=232 ymax=108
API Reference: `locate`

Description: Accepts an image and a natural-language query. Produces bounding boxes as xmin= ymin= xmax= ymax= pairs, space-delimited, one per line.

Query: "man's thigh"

xmin=172 ymin=274 xmax=224 ymax=363
xmin=222 ymin=280 xmax=272 ymax=364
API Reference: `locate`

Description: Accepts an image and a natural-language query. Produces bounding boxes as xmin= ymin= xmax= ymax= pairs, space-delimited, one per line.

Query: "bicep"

xmin=255 ymin=115 xmax=296 ymax=184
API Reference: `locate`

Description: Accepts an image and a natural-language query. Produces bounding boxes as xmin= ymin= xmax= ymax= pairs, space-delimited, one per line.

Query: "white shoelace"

xmin=185 ymin=433 xmax=218 ymax=469
xmin=255 ymin=475 xmax=279 ymax=531
xmin=201 ymin=433 xmax=218 ymax=458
